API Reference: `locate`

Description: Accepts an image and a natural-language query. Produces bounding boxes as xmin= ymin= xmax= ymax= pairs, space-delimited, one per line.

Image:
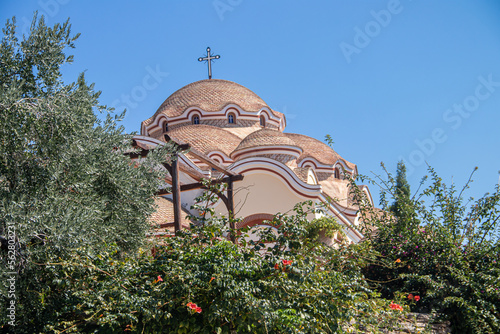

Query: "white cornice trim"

xmin=306 ymin=168 xmax=319 ymax=185
xmin=229 ymin=157 xmax=321 ymax=199
xmin=146 ymin=105 xmax=284 ymax=133
xmin=358 ymin=184 xmax=374 ymax=207
xmin=335 ymin=160 xmax=355 ymax=174
xmin=207 ymin=150 xmax=233 ymax=164
xmin=298 ymin=157 xmax=355 ymax=175
xmin=231 ymin=145 xmax=303 ymax=160
xmin=132 ymin=135 xmax=210 ymax=178
xmin=318 ymin=194 xmax=363 ymax=242
xmin=299 ymin=157 xmax=334 ymax=173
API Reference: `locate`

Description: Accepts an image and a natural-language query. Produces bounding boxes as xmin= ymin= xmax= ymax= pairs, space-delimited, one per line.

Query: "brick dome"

xmin=231 ymin=129 xmax=302 ymax=160
xmin=154 ymin=79 xmax=269 ymax=118
xmin=234 ymin=129 xmax=296 ymax=151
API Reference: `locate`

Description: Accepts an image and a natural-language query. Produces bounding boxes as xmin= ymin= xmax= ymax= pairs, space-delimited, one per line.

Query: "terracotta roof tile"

xmin=159 ymin=124 xmax=242 ymax=157
xmin=234 ymin=128 xmax=297 ymax=152
xmin=144 ymin=79 xmax=283 ymax=125
xmin=224 ymin=125 xmax=264 ymax=139
xmin=284 ymin=133 xmax=356 ymax=170
xmin=293 ymin=167 xmax=310 ymax=183
xmin=150 ymin=197 xmax=192 ymax=233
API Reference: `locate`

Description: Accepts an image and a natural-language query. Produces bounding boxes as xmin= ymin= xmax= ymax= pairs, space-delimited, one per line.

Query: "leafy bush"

xmin=0 ymin=13 xmax=173 ymax=332
xmin=2 ymin=200 xmax=410 ymax=333
xmin=361 ymin=163 xmax=500 ymax=333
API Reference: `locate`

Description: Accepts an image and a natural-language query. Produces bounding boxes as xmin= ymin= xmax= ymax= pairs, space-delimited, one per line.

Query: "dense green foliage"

xmin=0 ymin=14 xmax=170 ymax=255
xmin=361 ymin=163 xmax=500 ymax=333
xmin=388 ymin=161 xmax=414 ymax=223
xmin=0 ymin=14 xmax=172 ymax=332
xmin=4 ymin=201 xmax=406 ymax=333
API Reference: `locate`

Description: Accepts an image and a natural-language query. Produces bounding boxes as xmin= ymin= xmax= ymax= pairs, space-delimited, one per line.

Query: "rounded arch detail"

xmin=238 ymin=213 xmax=275 ymax=229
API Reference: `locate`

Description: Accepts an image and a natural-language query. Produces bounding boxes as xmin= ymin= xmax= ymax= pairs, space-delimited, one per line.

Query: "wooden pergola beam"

xmin=156 ymin=174 xmax=244 ymax=195
xmin=170 ymin=153 xmax=182 ymax=233
xmin=129 ymin=137 xmax=243 ymax=240
xmin=188 ymin=149 xmax=239 ymax=177
xmin=164 ymin=134 xmax=237 ymax=177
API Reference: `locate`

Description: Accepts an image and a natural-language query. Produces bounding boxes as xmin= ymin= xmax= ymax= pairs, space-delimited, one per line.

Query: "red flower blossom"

xmin=157 ymin=275 xmax=163 ymax=282
xmin=186 ymin=302 xmax=202 ymax=313
xmin=282 ymin=259 xmax=292 ymax=266
xmin=274 ymin=263 xmax=279 ymax=270
xmin=390 ymin=302 xmax=403 ymax=311
xmin=408 ymin=294 xmax=414 ymax=300
xmin=414 ymin=295 xmax=420 ymax=301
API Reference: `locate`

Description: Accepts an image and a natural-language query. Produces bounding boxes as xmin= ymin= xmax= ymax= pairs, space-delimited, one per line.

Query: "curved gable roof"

xmin=164 ymin=124 xmax=242 ymax=157
xmin=284 ymin=133 xmax=356 ymax=170
xmin=234 ymin=128 xmax=297 ymax=151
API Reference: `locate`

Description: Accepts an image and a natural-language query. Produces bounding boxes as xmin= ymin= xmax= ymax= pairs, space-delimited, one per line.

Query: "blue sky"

xmin=2 ymin=0 xmax=500 ymax=203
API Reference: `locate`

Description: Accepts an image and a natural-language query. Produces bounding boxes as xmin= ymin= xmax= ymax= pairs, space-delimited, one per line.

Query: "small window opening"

xmin=260 ymin=115 xmax=266 ymax=127
xmin=192 ymin=115 xmax=200 ymax=125
xmin=228 ymin=113 xmax=235 ymax=124
xmin=164 ymin=122 xmax=168 ymax=132
xmin=334 ymin=167 xmax=340 ymax=179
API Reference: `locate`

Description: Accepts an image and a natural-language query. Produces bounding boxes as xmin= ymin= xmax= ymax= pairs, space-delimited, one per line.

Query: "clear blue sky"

xmin=2 ymin=0 xmax=500 ymax=203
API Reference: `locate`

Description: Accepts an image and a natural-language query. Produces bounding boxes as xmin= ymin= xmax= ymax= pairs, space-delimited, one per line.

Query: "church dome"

xmin=166 ymin=124 xmax=241 ymax=157
xmin=235 ymin=129 xmax=295 ymax=150
xmin=231 ymin=128 xmax=302 ymax=160
xmin=154 ymin=79 xmax=270 ymax=118
xmin=141 ymin=79 xmax=286 ymax=134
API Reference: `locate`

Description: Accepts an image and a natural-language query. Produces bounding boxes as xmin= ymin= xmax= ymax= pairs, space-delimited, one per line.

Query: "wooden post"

xmin=171 ymin=152 xmax=182 ymax=234
xmin=228 ymin=177 xmax=236 ymax=243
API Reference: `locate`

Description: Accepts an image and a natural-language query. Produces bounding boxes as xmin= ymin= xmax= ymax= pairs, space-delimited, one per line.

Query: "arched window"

xmin=164 ymin=122 xmax=168 ymax=132
xmin=260 ymin=115 xmax=266 ymax=127
xmin=228 ymin=113 xmax=235 ymax=124
xmin=334 ymin=167 xmax=340 ymax=179
xmin=192 ymin=115 xmax=200 ymax=125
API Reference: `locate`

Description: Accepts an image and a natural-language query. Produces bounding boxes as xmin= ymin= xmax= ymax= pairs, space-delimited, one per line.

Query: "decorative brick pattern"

xmin=143 ymin=79 xmax=284 ymax=125
xmin=156 ymin=124 xmax=241 ymax=156
xmin=150 ymin=197 xmax=192 ymax=233
xmin=293 ymin=167 xmax=310 ymax=183
xmin=316 ymin=172 xmax=333 ymax=182
xmin=164 ymin=119 xmax=274 ymax=135
xmin=234 ymin=128 xmax=297 ymax=151
xmin=259 ymin=154 xmax=297 ymax=167
xmin=225 ymin=124 xmax=265 ymax=139
xmin=203 ymin=119 xmax=227 ymax=127
xmin=167 ymin=122 xmax=188 ymax=132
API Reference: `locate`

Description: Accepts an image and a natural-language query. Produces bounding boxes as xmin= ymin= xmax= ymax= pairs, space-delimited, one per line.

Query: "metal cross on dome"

xmin=198 ymin=47 xmax=220 ymax=79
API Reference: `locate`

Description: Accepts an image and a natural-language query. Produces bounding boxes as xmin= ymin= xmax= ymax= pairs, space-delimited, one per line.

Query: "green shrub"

xmin=360 ymin=163 xmax=500 ymax=333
